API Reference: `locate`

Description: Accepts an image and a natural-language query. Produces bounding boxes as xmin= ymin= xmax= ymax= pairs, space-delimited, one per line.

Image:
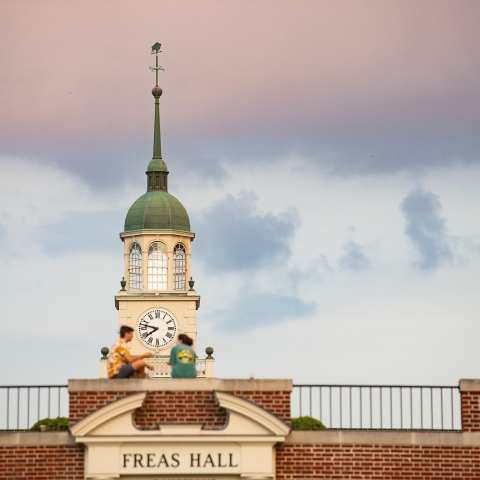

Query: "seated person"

xmin=108 ymin=326 xmax=154 ymax=378
xmin=169 ymin=334 xmax=197 ymax=378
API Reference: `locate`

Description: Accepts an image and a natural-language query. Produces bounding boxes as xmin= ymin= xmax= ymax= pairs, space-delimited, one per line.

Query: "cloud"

xmin=0 ymin=223 xmax=6 ymax=241
xmin=338 ymin=240 xmax=370 ymax=271
xmin=284 ymin=255 xmax=333 ymax=294
xmin=194 ymin=192 xmax=299 ymax=273
xmin=401 ymin=187 xmax=452 ymax=270
xmin=37 ymin=210 xmax=125 ymax=256
xmin=211 ymin=293 xmax=317 ymax=332
xmin=2 ymin=2 xmax=480 ymax=189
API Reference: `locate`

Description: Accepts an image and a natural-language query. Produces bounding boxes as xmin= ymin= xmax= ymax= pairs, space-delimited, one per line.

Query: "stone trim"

xmin=0 ymin=432 xmax=75 ymax=446
xmin=68 ymin=378 xmax=293 ymax=392
xmin=70 ymin=391 xmax=146 ymax=437
xmin=216 ymin=391 xmax=290 ymax=436
xmin=460 ymin=379 xmax=480 ymax=391
xmin=286 ymin=430 xmax=480 ymax=446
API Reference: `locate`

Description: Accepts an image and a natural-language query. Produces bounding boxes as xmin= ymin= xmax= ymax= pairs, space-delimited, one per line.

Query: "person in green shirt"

xmin=169 ymin=334 xmax=197 ymax=378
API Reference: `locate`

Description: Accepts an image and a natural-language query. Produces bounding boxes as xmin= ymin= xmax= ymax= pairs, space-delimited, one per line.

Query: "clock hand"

xmin=145 ymin=325 xmax=159 ymax=338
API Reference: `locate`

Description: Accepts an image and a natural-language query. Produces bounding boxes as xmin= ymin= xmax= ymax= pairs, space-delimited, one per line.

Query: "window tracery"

xmin=129 ymin=243 xmax=142 ymax=290
xmin=148 ymin=242 xmax=167 ymax=290
xmin=174 ymin=243 xmax=186 ymax=290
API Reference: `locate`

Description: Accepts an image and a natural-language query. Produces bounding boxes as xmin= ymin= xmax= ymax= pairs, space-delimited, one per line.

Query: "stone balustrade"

xmin=99 ymin=347 xmax=215 ymax=378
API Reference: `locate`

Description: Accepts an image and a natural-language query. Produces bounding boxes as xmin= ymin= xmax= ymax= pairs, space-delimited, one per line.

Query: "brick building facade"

xmin=1 ymin=378 xmax=480 ymax=479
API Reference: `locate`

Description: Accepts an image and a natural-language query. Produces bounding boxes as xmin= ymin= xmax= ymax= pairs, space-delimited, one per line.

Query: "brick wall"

xmin=461 ymin=390 xmax=480 ymax=432
xmin=276 ymin=443 xmax=480 ymax=479
xmin=0 ymin=445 xmax=83 ymax=480
xmin=69 ymin=389 xmax=290 ymax=426
xmin=69 ymin=391 xmax=128 ymax=423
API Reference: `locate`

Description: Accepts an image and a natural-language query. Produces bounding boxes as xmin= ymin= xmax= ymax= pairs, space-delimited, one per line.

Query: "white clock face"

xmin=136 ymin=308 xmax=178 ymax=349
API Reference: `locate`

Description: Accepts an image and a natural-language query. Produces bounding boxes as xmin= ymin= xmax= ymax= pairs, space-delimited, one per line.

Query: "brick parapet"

xmin=68 ymin=379 xmax=292 ymax=425
xmin=460 ymin=379 xmax=480 ymax=432
xmin=69 ymin=390 xmax=128 ymax=423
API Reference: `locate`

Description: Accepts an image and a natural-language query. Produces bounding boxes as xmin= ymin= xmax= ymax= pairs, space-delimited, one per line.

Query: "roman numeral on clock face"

xmin=166 ymin=332 xmax=173 ymax=339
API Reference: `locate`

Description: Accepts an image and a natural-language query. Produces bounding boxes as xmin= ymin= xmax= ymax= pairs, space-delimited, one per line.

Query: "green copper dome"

xmin=124 ymin=191 xmax=190 ymax=232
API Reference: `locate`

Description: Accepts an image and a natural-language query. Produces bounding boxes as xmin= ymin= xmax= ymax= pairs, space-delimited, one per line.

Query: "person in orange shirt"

xmin=108 ymin=326 xmax=154 ymax=378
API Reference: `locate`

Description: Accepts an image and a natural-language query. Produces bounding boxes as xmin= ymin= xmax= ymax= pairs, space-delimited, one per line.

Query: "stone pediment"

xmin=71 ymin=390 xmax=290 ymax=480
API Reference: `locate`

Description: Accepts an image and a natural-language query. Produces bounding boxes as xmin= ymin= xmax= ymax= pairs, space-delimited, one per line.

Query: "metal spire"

xmin=150 ymin=42 xmax=164 ymax=159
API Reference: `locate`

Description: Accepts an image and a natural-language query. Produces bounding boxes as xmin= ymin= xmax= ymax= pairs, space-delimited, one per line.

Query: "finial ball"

xmin=152 ymin=86 xmax=163 ymax=98
xmin=205 ymin=346 xmax=214 ymax=359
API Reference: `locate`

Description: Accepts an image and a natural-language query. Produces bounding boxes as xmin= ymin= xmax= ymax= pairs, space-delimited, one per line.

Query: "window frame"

xmin=173 ymin=243 xmax=187 ymax=291
xmin=128 ymin=242 xmax=143 ymax=291
xmin=147 ymin=241 xmax=168 ymax=290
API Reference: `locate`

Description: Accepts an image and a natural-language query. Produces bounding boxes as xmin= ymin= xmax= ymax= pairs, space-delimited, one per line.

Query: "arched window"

xmin=174 ymin=243 xmax=186 ymax=290
xmin=129 ymin=243 xmax=142 ymax=290
xmin=148 ymin=242 xmax=167 ymax=290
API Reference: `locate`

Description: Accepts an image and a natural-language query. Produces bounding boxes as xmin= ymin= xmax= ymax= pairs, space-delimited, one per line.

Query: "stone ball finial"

xmin=101 ymin=347 xmax=109 ymax=360
xmin=152 ymin=86 xmax=163 ymax=98
xmin=205 ymin=346 xmax=214 ymax=359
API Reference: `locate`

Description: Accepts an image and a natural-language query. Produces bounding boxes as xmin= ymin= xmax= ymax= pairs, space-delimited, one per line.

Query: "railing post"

xmin=205 ymin=347 xmax=215 ymax=378
xmin=100 ymin=347 xmax=109 ymax=379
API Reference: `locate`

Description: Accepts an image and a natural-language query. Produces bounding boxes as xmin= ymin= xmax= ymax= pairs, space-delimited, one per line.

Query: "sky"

xmin=1 ymin=0 xmax=480 ymax=386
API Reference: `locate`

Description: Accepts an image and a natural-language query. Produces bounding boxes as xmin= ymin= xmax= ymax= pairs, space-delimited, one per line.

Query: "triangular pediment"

xmin=70 ymin=390 xmax=290 ymax=439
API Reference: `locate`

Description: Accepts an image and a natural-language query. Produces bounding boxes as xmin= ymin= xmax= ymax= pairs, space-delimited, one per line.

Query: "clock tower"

xmin=115 ymin=43 xmax=200 ymax=372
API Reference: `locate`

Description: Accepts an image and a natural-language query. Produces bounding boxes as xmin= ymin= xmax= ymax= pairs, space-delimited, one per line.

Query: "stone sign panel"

xmin=120 ymin=444 xmax=241 ymax=475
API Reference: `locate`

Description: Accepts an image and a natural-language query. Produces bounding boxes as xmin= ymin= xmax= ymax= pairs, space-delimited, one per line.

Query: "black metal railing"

xmin=292 ymin=385 xmax=461 ymax=431
xmin=0 ymin=385 xmax=68 ymax=431
xmin=0 ymin=384 xmax=463 ymax=432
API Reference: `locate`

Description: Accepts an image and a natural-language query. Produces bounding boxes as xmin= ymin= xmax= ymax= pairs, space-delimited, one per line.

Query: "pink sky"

xmin=1 ymin=0 xmax=479 ymax=150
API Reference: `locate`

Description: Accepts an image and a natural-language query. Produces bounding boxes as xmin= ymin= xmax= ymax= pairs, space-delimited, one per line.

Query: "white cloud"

xmin=401 ymin=187 xmax=452 ymax=270
xmin=2 ymin=155 xmax=480 ymax=386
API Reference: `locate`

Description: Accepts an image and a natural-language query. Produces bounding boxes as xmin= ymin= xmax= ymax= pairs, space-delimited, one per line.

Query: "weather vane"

xmin=150 ymin=42 xmax=164 ymax=87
